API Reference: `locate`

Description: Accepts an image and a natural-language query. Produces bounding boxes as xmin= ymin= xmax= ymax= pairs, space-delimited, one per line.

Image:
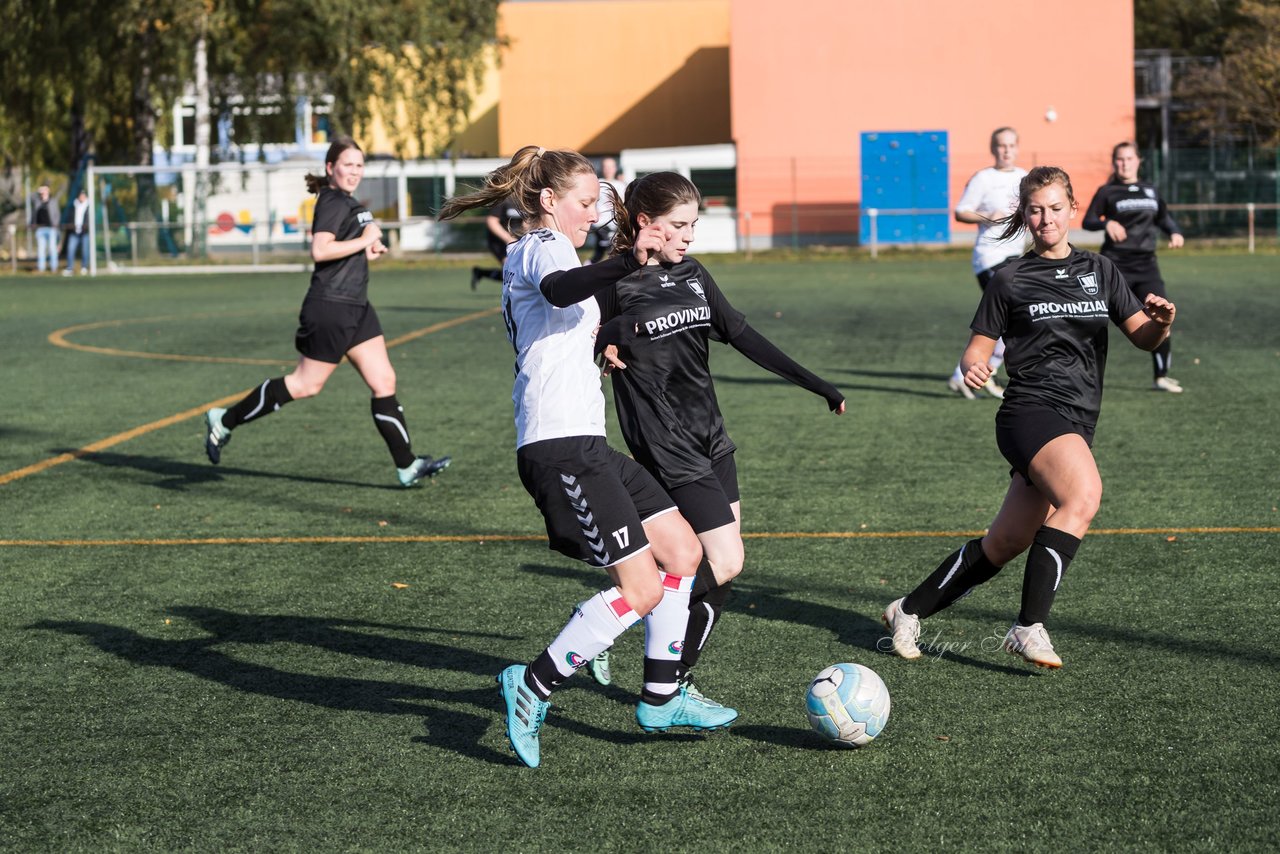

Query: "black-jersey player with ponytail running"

xmin=882 ymin=166 xmax=1176 ymax=669
xmin=592 ymin=172 xmax=845 ymax=699
xmin=202 ymin=136 xmax=450 ymax=486
xmin=1083 ymin=141 xmax=1185 ymax=392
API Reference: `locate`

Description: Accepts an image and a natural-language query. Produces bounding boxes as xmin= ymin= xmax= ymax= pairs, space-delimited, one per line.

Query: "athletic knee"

xmin=708 ymin=551 xmax=744 ymax=583
xmin=619 ymin=578 xmax=663 ymax=617
xmin=286 ymin=375 xmax=325 ymax=399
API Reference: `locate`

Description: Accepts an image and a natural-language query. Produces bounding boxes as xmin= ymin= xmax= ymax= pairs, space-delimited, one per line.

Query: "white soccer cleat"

xmin=881 ymin=597 xmax=922 ymax=660
xmin=1003 ymin=622 xmax=1062 ymax=668
xmin=947 ymin=377 xmax=977 ymax=400
xmin=1152 ymin=376 xmax=1183 ymax=393
xmin=983 ymin=376 xmax=1005 ymax=399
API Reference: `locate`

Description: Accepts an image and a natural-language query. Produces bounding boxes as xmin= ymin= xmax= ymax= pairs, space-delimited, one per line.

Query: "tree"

xmin=1176 ymin=0 xmax=1280 ymax=145
xmin=1134 ymin=0 xmax=1246 ymax=56
xmin=0 ymin=0 xmax=502 ymax=173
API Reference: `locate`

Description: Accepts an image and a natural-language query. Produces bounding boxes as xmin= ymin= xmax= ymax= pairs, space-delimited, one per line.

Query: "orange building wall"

xmin=731 ymin=0 xmax=1134 ymax=242
xmin=498 ymin=0 xmax=731 ymax=155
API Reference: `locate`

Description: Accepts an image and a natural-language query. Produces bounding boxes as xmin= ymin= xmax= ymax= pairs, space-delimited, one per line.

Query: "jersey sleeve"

xmin=595 ymin=281 xmax=619 ymax=321
xmin=1155 ymin=193 xmax=1181 ymax=237
xmin=700 ymin=264 xmax=748 ymax=343
xmin=1101 ymin=256 xmax=1144 ymax=323
xmin=954 ymin=173 xmax=984 ymax=214
xmin=310 ymin=191 xmax=348 ymax=236
xmin=1082 ymin=186 xmax=1108 ymax=231
xmin=971 ymin=266 xmax=1012 ymax=338
xmin=522 ymin=232 xmax=586 ymax=304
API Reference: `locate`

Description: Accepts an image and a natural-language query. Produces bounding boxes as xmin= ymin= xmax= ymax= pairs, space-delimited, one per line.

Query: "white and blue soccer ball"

xmin=805 ymin=663 xmax=891 ymax=747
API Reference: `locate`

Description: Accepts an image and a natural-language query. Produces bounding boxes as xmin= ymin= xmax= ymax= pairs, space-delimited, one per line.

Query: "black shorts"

xmin=295 ymin=298 xmax=383 ymax=364
xmin=995 ymin=406 xmax=1095 ymax=484
xmin=666 ymin=453 xmax=740 ymax=534
xmin=517 ymin=436 xmax=678 ymax=567
xmin=1105 ymin=252 xmax=1165 ymax=300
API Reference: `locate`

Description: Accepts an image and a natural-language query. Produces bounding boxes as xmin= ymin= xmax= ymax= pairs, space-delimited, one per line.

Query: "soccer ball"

xmin=805 ymin=663 xmax=891 ymax=747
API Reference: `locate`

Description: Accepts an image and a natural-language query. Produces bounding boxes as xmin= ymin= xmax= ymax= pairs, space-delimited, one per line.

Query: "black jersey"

xmin=1083 ymin=178 xmax=1181 ymax=256
xmin=600 ymin=258 xmax=842 ymax=489
xmin=972 ymin=248 xmax=1144 ymax=427
xmin=305 ymin=187 xmax=372 ymax=305
xmin=488 ymin=198 xmax=522 ymax=259
xmin=599 ymin=258 xmax=748 ymax=487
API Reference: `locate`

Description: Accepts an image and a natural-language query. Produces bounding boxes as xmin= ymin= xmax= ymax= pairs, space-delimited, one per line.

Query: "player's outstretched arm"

xmin=727 ymin=324 xmax=844 ymax=412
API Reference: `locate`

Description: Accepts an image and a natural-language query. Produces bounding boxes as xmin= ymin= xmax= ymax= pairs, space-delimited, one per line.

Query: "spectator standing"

xmin=63 ymin=190 xmax=92 ymax=276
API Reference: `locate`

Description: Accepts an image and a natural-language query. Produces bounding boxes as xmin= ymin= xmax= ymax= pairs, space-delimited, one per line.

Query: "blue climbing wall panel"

xmin=860 ymin=131 xmax=950 ymax=245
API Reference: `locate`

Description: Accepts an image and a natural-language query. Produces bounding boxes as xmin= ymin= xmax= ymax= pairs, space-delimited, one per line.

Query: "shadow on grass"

xmin=57 ymin=449 xmax=398 ymax=491
xmin=29 ymin=609 xmax=541 ymax=765
xmin=518 ymin=561 xmax=891 ymax=654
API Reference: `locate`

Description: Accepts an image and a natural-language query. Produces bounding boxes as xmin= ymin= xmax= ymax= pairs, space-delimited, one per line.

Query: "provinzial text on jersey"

xmin=645 ymin=305 xmax=712 ymax=337
xmin=1028 ymin=299 xmax=1108 ymax=321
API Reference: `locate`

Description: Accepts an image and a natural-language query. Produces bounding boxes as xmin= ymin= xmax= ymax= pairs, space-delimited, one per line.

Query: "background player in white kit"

xmin=949 ymin=127 xmax=1027 ymax=399
xmin=438 ymin=146 xmax=736 ymax=768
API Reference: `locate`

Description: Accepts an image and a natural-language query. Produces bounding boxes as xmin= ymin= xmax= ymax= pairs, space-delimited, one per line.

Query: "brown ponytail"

xmin=437 ymin=145 xmax=596 ymax=224
xmin=304 ymin=136 xmax=363 ymax=194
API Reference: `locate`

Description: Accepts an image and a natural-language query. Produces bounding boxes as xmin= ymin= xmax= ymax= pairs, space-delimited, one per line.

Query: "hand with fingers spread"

xmin=632 ymin=223 xmax=673 ymax=266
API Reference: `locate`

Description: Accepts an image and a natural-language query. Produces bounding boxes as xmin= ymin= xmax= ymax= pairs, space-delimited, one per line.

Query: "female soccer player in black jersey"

xmin=593 ymin=172 xmax=845 ymax=692
xmin=202 ymin=137 xmax=450 ymax=487
xmin=1084 ymin=142 xmax=1185 ymax=392
xmin=438 ymin=148 xmax=737 ymax=768
xmin=882 ymin=166 xmax=1176 ymax=668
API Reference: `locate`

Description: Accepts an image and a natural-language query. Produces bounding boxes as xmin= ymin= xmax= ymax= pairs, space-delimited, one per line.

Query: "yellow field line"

xmin=1 ymin=526 xmax=1276 ymax=548
xmin=48 ymin=315 xmax=289 ymax=366
xmin=2 ymin=306 xmax=503 ymax=486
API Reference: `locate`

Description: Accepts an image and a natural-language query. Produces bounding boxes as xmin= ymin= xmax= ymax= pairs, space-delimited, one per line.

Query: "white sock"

xmin=642 ymin=572 xmax=695 ymax=699
xmin=543 ymin=587 xmax=639 ymax=683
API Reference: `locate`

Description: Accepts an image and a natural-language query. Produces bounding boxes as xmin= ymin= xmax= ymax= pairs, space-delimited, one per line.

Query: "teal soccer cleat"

xmin=635 ymin=683 xmax=738 ymax=733
xmin=397 ymin=455 xmax=451 ymax=487
xmin=204 ymin=408 xmax=231 ymax=464
xmin=496 ymin=664 xmax=550 ymax=768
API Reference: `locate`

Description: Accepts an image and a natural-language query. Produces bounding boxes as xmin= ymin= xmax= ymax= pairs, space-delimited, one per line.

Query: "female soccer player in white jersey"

xmin=948 ymin=127 xmax=1028 ymax=399
xmin=202 ymin=136 xmax=450 ymax=487
xmin=591 ymin=172 xmax=845 ymax=697
xmin=437 ymin=146 xmax=737 ymax=768
xmin=882 ymin=166 xmax=1176 ymax=668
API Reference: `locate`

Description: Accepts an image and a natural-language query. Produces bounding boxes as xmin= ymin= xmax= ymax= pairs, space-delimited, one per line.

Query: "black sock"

xmin=371 ymin=395 xmax=416 ymax=469
xmin=680 ymin=558 xmax=731 ymax=671
xmin=641 ymin=658 xmax=682 ymax=706
xmin=902 ymin=538 xmax=1003 ymax=619
xmin=1018 ymin=526 xmax=1081 ymax=626
xmin=224 ymin=377 xmax=293 ymax=428
xmin=1153 ymin=339 xmax=1172 ymax=379
xmin=525 ymin=651 xmax=561 ymax=701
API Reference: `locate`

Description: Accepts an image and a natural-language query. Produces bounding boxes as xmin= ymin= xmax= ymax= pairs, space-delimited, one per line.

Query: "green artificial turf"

xmin=1 ymin=253 xmax=1277 ymax=851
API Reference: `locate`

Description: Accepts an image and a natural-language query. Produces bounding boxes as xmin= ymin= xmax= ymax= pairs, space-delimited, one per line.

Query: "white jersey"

xmin=502 ymin=228 xmax=606 ymax=449
xmin=955 ymin=166 xmax=1028 ymax=274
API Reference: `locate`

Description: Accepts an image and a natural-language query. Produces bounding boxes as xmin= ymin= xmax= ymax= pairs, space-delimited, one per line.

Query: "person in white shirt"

xmin=63 ymin=189 xmax=92 ymax=275
xmin=949 ymin=127 xmax=1027 ymax=399
xmin=437 ymin=145 xmax=737 ymax=769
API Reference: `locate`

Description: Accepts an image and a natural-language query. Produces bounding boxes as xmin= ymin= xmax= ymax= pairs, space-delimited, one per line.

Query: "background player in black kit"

xmin=469 ymin=197 xmax=521 ymax=290
xmin=594 ymin=172 xmax=845 ymax=694
xmin=882 ymin=166 xmax=1176 ymax=668
xmin=203 ymin=136 xmax=451 ymax=487
xmin=1084 ymin=142 xmax=1185 ymax=393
